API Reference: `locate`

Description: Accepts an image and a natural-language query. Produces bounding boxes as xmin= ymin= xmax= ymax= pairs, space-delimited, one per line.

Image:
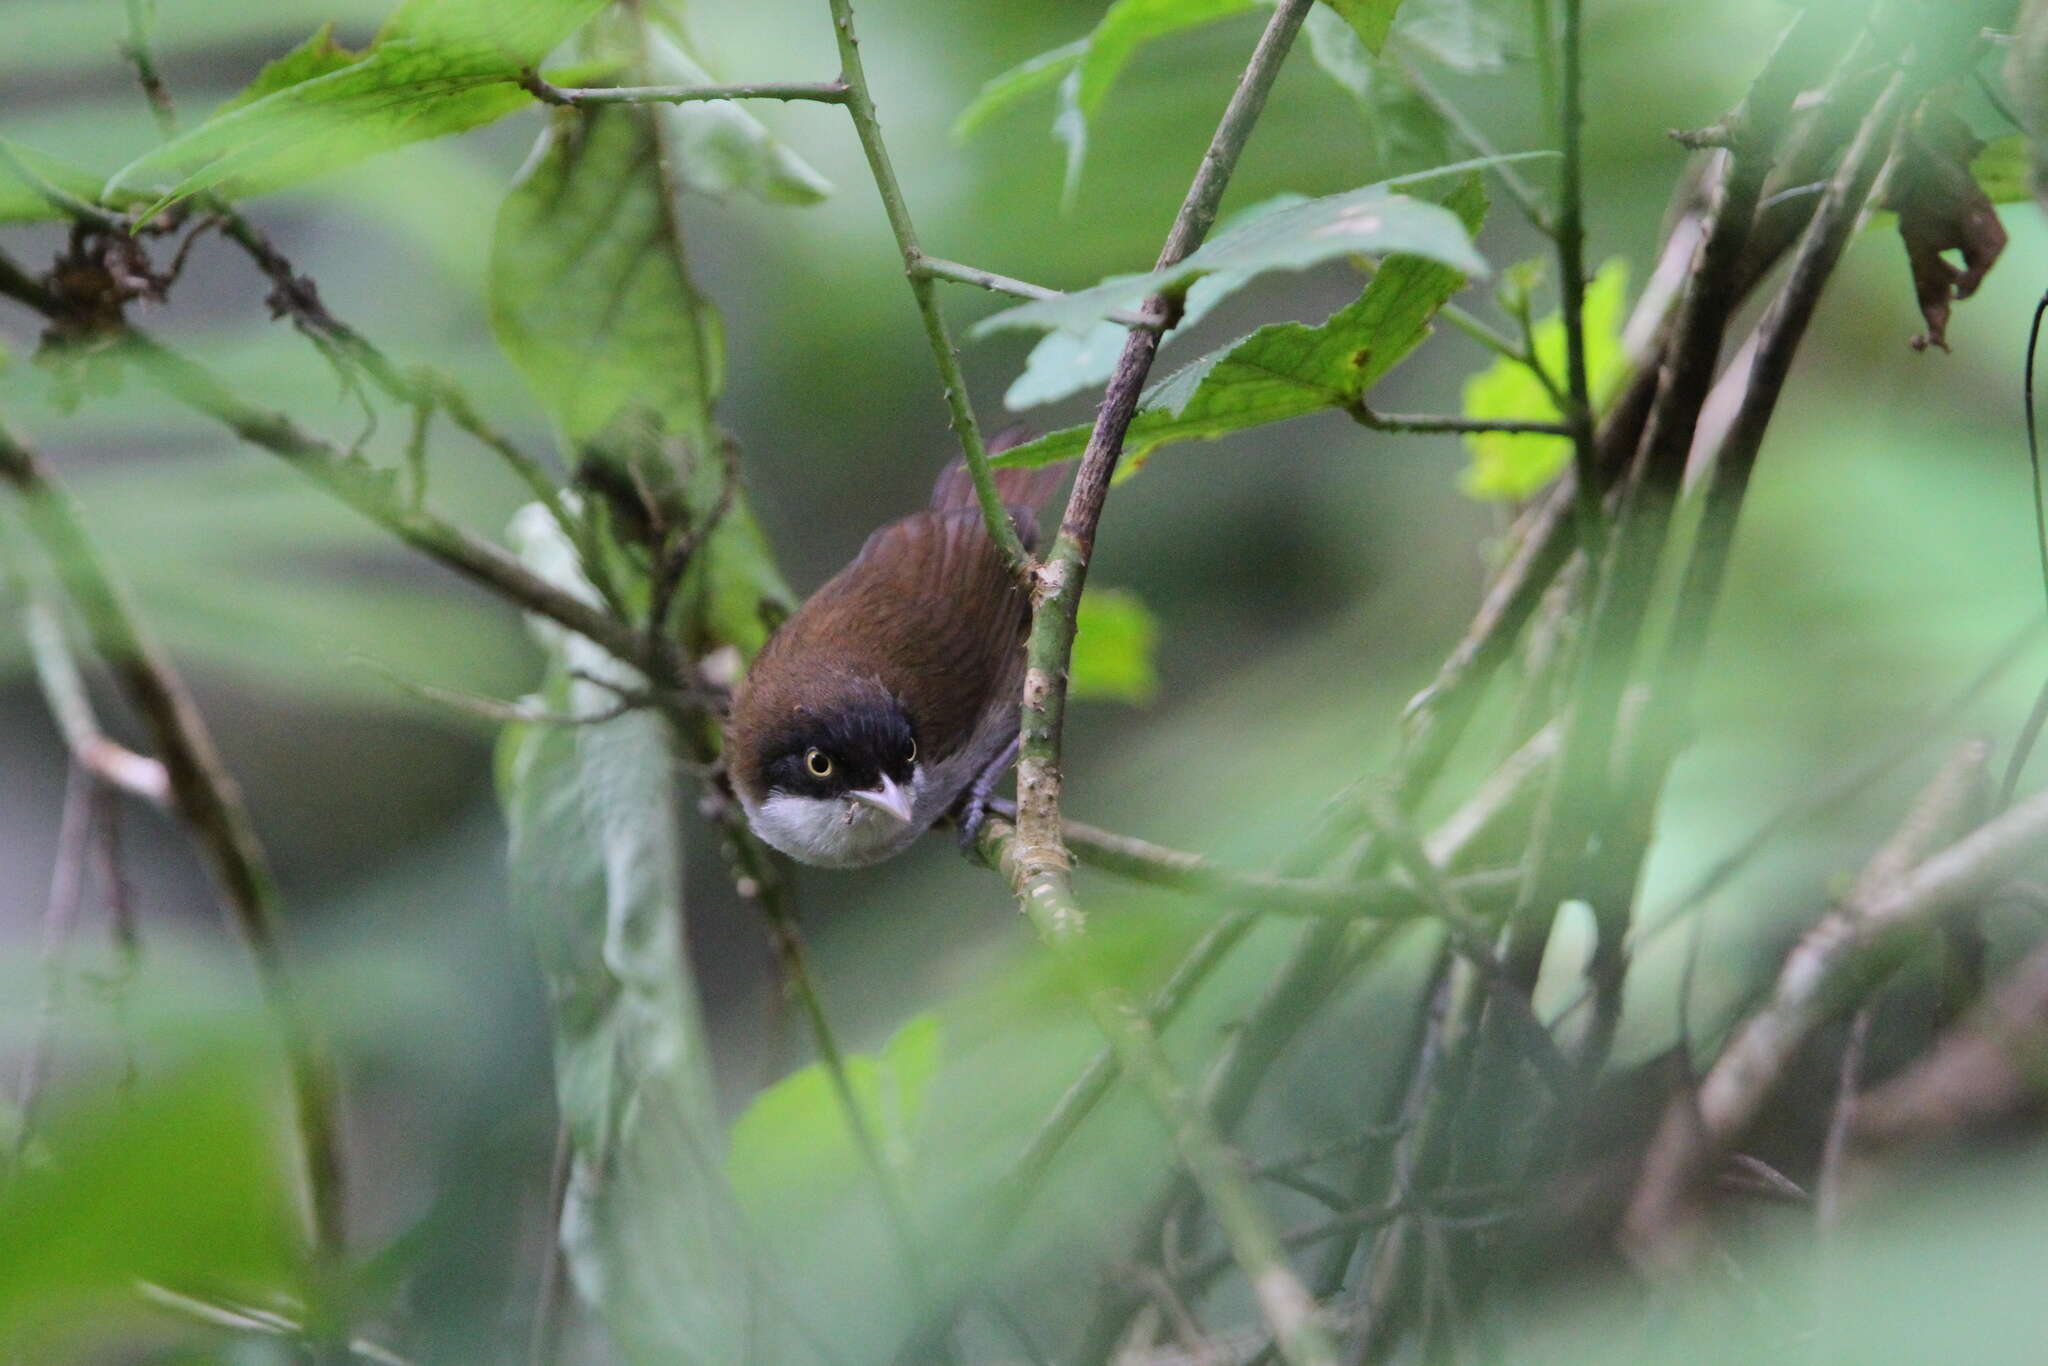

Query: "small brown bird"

xmin=726 ymin=456 xmax=1063 ymax=867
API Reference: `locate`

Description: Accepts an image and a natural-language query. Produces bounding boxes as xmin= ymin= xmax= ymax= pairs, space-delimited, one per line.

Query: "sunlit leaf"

xmin=996 ymin=178 xmax=1487 ymax=471
xmin=1004 ymin=194 xmax=1308 ymax=410
xmin=499 ymin=506 xmax=764 ymax=1366
xmin=727 ymin=1013 xmax=944 ymax=1222
xmin=105 ymin=0 xmax=609 ymax=215
xmin=1971 ymin=133 xmax=2032 ymax=205
xmin=1072 ymin=588 xmax=1161 ymax=704
xmin=1459 ymin=257 xmax=1628 ymax=500
xmin=975 ymin=169 xmax=1492 ymax=340
xmin=1320 ymin=0 xmax=1406 ymax=54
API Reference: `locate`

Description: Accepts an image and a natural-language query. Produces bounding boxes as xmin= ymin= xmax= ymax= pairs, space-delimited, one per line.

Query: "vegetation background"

xmin=2 ymin=0 xmax=2046 ymax=1363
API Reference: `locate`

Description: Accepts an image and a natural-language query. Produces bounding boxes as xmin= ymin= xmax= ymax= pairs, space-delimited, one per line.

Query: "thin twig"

xmin=1356 ymin=795 xmax=1575 ymax=1098
xmin=528 ymin=1123 xmax=572 ymax=1366
xmin=136 ymin=1283 xmax=409 ymax=1366
xmin=1062 ymin=713 xmax=1560 ymax=1364
xmin=518 ymin=72 xmax=851 ymax=106
xmin=824 ymin=0 xmax=1026 ymax=571
xmin=895 ymin=913 xmax=1260 ymax=1364
xmin=1009 ymin=0 xmax=1311 ymax=886
xmin=1814 ymin=1006 xmax=1871 ymax=1231
xmin=1633 ymin=68 xmax=1912 ymax=823
xmin=206 ymin=217 xmax=608 ymax=605
xmin=1438 ymin=304 xmax=1534 ymax=367
xmin=981 ymin=795 xmax=1515 ymax=917
xmin=1551 ymin=0 xmax=1607 ymax=561
xmin=0 ymin=419 xmax=349 ymax=1310
xmin=1349 ymin=405 xmax=1571 ymax=438
xmin=8 ymin=764 xmax=96 ymax=1179
xmin=987 ymin=8 xmax=1339 ymax=1362
xmin=120 ymin=0 xmax=180 ymax=136
xmin=22 ymin=599 xmax=171 ymax=805
xmin=14 ymin=319 xmax=673 ymax=688
xmin=1397 ymin=58 xmax=1552 ymax=236
xmin=94 ymin=786 xmax=142 ymax=1101
xmin=1514 ymin=17 xmax=1810 ymax=1065
xmin=982 ymin=820 xmax=1340 ymax=1366
xmin=1540 ymin=618 xmax=2047 ymax=1032
xmin=911 ymin=254 xmax=1161 ymax=328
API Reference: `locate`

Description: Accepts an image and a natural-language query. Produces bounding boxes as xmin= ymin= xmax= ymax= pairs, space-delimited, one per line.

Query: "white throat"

xmin=740 ymin=766 xmax=931 ymax=868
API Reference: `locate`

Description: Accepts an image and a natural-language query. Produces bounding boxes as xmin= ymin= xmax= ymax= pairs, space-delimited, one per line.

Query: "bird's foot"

xmin=954 ymin=736 xmax=1021 ymax=858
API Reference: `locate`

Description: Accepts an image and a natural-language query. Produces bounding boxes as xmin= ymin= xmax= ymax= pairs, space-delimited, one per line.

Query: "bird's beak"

xmin=849 ymin=774 xmax=915 ymax=825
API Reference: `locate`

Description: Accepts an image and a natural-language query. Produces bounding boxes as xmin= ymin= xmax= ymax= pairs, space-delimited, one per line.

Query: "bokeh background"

xmin=4 ymin=0 xmax=2048 ymax=1361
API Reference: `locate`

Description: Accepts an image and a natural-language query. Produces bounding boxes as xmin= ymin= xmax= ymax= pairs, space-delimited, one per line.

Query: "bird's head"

xmin=729 ymin=672 xmax=925 ymax=867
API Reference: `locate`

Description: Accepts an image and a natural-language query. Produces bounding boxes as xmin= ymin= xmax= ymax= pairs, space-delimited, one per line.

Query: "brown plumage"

xmin=726 ymin=458 xmax=1063 ymax=866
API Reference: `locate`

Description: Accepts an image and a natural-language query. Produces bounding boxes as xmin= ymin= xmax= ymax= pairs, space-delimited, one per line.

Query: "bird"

xmin=725 ymin=452 xmax=1064 ymax=867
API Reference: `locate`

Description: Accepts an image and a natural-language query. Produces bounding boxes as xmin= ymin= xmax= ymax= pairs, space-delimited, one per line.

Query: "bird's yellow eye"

xmin=906 ymin=737 xmax=917 ymax=763
xmin=805 ymin=748 xmax=833 ymax=778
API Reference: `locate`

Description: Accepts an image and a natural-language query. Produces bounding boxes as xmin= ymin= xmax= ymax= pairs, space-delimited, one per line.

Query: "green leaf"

xmin=0 ymin=1057 xmax=300 ymax=1348
xmin=997 ymin=177 xmax=1487 ymax=472
xmin=957 ymin=0 xmax=1259 ymax=192
xmin=1459 ymin=257 xmax=1629 ymax=500
xmin=499 ymin=508 xmax=763 ymax=1366
xmin=1072 ymin=588 xmax=1162 ymax=703
xmin=492 ymin=107 xmax=722 ymax=457
xmin=1076 ymin=0 xmax=1265 ymax=119
xmin=0 ymin=141 xmax=149 ymax=224
xmin=489 ymin=104 xmax=790 ymax=657
xmin=1063 ymin=0 xmax=1262 ymax=193
xmin=1972 ymin=133 xmax=2032 ymax=204
xmin=1398 ymin=0 xmax=1514 ymax=72
xmin=952 ymin=39 xmax=1087 ymax=142
xmin=727 ymin=1013 xmax=944 ymax=1222
xmin=1299 ymin=8 xmax=1455 ymax=170
xmin=105 ymin=0 xmax=608 ymax=215
xmin=644 ymin=31 xmax=832 ymax=206
xmin=1004 ymin=194 xmax=1309 ymax=410
xmin=1319 ymin=0 xmax=1407 ymax=54
xmin=975 ymin=165 xmax=1498 ymax=340
xmin=209 ymin=22 xmax=360 ymax=118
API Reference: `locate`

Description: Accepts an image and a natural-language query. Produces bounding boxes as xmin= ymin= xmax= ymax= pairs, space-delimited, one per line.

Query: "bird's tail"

xmin=929 ymin=429 xmax=1069 ymax=552
xmin=929 ymin=428 xmax=1068 ymax=522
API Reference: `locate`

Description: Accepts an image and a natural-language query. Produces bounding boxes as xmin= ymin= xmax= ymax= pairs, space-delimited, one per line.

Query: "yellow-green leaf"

xmin=105 ymin=0 xmax=608 ymax=216
xmin=1459 ymin=257 xmax=1629 ymax=501
xmin=727 ymin=1013 xmax=944 ymax=1221
xmin=1972 ymin=133 xmax=2032 ymax=204
xmin=1320 ymin=0 xmax=1407 ymax=54
xmin=1072 ymin=588 xmax=1162 ymax=704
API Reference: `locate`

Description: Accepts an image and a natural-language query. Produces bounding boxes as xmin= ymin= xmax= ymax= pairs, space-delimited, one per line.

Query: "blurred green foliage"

xmin=2 ymin=0 xmax=2047 ymax=1364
